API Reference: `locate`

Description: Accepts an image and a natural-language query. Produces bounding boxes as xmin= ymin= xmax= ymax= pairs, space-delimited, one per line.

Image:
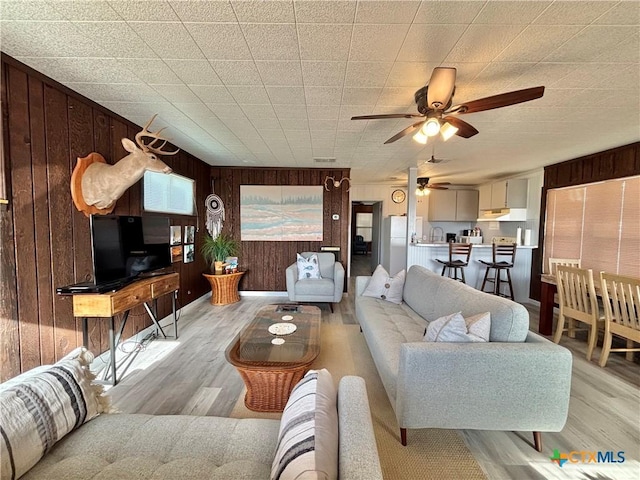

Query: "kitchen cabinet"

xmin=428 ymin=190 xmax=479 ymax=221
xmin=478 ymin=179 xmax=529 ymax=210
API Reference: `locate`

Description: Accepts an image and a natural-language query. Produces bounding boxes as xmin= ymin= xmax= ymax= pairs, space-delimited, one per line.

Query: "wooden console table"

xmin=203 ymin=272 xmax=244 ymax=305
xmin=71 ymin=273 xmax=179 ymax=385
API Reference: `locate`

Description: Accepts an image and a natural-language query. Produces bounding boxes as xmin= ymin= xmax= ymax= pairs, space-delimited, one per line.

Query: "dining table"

xmin=539 ymin=274 xmax=558 ymax=335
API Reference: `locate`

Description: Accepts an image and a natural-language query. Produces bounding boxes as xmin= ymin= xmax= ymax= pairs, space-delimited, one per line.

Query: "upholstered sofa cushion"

xmin=0 ymin=349 xmax=110 ymax=480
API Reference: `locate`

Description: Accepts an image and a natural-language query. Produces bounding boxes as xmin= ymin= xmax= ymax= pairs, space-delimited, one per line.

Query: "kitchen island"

xmin=407 ymin=243 xmax=536 ymax=303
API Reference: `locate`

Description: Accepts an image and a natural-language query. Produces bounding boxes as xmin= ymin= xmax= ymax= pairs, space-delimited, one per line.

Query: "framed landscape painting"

xmin=240 ymin=186 xmax=323 ymax=241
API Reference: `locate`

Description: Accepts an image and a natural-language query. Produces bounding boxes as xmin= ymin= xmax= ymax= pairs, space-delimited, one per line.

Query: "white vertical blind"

xmin=544 ymin=175 xmax=639 ymax=277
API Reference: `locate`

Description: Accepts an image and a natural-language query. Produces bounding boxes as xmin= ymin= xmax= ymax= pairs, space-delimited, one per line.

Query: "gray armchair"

xmin=286 ymin=252 xmax=345 ymax=311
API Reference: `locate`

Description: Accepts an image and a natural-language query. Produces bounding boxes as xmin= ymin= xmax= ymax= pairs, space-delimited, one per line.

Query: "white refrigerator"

xmin=382 ymin=216 xmax=422 ymax=276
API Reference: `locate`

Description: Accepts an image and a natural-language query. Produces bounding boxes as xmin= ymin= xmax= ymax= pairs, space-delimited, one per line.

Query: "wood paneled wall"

xmin=530 ymin=141 xmax=640 ymax=300
xmin=211 ymin=167 xmax=350 ymax=292
xmin=1 ymin=55 xmax=211 ymax=380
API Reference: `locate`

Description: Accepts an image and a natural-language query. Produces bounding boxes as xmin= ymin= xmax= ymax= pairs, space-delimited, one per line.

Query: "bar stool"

xmin=479 ymin=243 xmax=517 ymax=300
xmin=436 ymin=243 xmax=473 ymax=283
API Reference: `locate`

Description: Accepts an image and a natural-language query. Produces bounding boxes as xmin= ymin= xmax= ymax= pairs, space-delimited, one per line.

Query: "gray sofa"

xmin=355 ymin=265 xmax=572 ymax=450
xmin=20 ymin=376 xmax=382 ymax=480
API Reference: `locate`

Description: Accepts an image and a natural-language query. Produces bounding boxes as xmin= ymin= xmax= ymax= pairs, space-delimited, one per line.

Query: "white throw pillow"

xmin=296 ymin=253 xmax=322 ymax=280
xmin=362 ymin=265 xmax=405 ymax=304
xmin=424 ymin=312 xmax=491 ymax=342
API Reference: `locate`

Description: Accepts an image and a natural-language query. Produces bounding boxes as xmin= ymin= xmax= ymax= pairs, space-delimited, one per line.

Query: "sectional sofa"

xmin=355 ymin=265 xmax=573 ymax=450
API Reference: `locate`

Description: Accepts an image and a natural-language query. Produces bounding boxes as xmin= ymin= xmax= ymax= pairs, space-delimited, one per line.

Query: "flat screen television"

xmin=91 ymin=215 xmax=172 ymax=284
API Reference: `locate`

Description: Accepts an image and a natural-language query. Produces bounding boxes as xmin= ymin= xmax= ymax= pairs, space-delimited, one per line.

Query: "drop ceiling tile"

xmin=592 ymin=33 xmax=640 ymax=64
xmin=133 ymin=22 xmax=204 ymax=59
xmin=594 ymin=1 xmax=640 ymax=25
xmin=544 ymin=26 xmax=638 ymax=63
xmin=397 ymin=25 xmax=463 ymax=63
xmin=241 ymin=104 xmax=277 ymax=120
xmin=533 ymin=1 xmax=617 ymax=25
xmin=205 ymin=103 xmax=246 ymax=119
xmin=473 ymin=1 xmax=551 ymax=24
xmin=279 ymin=117 xmax=309 ymax=130
xmin=109 ymin=1 xmax=179 ymax=21
xmin=232 ymin=0 xmax=294 ymax=23
xmin=53 ymin=1 xmax=120 ymax=20
xmin=267 ymin=86 xmax=306 ymax=105
xmin=307 ymin=105 xmax=340 ymax=120
xmin=294 ymin=1 xmax=356 ymax=23
xmin=358 ymin=1 xmax=420 ymax=23
xmin=349 ymin=24 xmax=409 ymax=61
xmin=67 ymin=21 xmax=149 ymax=58
xmin=252 ymin=118 xmax=285 ymax=131
xmin=169 ymin=0 xmax=237 ymax=22
xmin=119 ymin=59 xmax=183 ymax=85
xmin=413 ymin=1 xmax=485 ymax=24
xmin=189 ymin=85 xmax=235 ymax=103
xmin=99 ymin=101 xmax=169 ymax=117
xmin=309 ymin=119 xmax=338 ymax=131
xmin=173 ymin=103 xmax=217 ymax=119
xmin=151 ymin=84 xmax=201 ymax=103
xmin=385 ymin=62 xmax=436 ymax=87
xmin=164 ymin=60 xmax=222 ymax=85
xmin=228 ymin=85 xmax=271 ymax=104
xmin=256 ymin=61 xmax=303 ymax=86
xmin=345 ymin=62 xmax=394 ymax=87
xmin=241 ymin=23 xmax=299 ymax=60
xmin=186 ymin=23 xmax=252 ymax=60
xmin=342 ymin=87 xmax=381 ymax=105
xmin=301 ymin=62 xmax=346 ymax=86
xmin=274 ymin=104 xmax=308 ymax=119
xmin=1 ymin=1 xmax=66 ymax=20
xmin=494 ymin=25 xmax=583 ymax=63
xmin=507 ymin=63 xmax=577 ymax=90
xmin=284 ymin=130 xmax=311 ymax=145
xmin=298 ymin=24 xmax=352 ymax=61
xmin=378 ymin=87 xmax=415 ymax=106
xmin=446 ymin=25 xmax=524 ymax=63
xmin=209 ymin=60 xmax=261 ymax=85
xmin=66 ymin=83 xmax=161 ymax=102
xmin=304 ymin=86 xmax=343 ymax=105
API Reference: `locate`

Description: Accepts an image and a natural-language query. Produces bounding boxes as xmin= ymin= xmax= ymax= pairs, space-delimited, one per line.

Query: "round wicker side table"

xmin=203 ymin=272 xmax=244 ymax=305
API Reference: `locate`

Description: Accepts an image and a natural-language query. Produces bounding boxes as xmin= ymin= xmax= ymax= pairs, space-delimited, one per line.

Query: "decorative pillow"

xmin=424 ymin=312 xmax=491 ymax=342
xmin=271 ymin=369 xmax=338 ymax=480
xmin=0 ymin=349 xmax=110 ymax=480
xmin=297 ymin=253 xmax=322 ymax=280
xmin=362 ymin=265 xmax=405 ymax=304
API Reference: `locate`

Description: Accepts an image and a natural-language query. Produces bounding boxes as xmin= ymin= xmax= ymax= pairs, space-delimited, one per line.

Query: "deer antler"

xmin=135 ymin=114 xmax=180 ymax=155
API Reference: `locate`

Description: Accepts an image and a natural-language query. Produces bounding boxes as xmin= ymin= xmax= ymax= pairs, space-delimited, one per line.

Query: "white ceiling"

xmin=1 ymin=0 xmax=639 ymax=185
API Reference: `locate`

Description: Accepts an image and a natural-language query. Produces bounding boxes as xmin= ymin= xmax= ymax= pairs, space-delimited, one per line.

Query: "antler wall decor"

xmin=71 ymin=115 xmax=179 ymax=217
xmin=324 ymin=176 xmax=351 ymax=192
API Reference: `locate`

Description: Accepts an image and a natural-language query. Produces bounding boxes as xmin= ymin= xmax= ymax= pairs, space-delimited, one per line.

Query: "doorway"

xmin=350 ymin=201 xmax=382 ymax=276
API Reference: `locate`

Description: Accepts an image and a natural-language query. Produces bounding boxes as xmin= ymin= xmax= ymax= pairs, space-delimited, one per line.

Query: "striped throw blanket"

xmin=0 ymin=349 xmax=110 ymax=480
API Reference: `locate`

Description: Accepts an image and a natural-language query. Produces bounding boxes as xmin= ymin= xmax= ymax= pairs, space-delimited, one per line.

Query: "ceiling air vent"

xmin=313 ymin=157 xmax=336 ymax=163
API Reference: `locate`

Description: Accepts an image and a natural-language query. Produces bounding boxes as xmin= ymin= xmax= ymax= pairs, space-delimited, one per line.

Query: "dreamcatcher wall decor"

xmin=205 ymin=193 xmax=225 ymax=239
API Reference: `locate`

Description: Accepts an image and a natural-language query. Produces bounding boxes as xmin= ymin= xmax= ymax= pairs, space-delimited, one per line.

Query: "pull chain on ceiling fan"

xmin=351 ymin=67 xmax=545 ymax=145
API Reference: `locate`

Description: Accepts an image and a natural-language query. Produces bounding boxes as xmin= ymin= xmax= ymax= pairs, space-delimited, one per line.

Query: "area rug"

xmin=231 ymin=323 xmax=487 ymax=480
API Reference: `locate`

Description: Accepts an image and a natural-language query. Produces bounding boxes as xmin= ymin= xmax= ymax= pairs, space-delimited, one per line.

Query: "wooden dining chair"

xmin=552 ymin=266 xmax=604 ymax=361
xmin=598 ymin=272 xmax=640 ymax=368
xmin=548 ymin=258 xmax=581 ymax=275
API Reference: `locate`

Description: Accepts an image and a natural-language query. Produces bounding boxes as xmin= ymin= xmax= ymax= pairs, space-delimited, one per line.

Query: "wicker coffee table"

xmin=225 ymin=304 xmax=321 ymax=412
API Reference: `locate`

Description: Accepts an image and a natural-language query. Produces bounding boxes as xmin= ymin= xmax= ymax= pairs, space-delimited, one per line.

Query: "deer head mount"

xmin=71 ymin=115 xmax=179 ymax=216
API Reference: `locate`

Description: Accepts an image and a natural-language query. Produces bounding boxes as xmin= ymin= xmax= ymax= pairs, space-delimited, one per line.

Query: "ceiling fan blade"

xmin=451 ymin=86 xmax=545 ymax=114
xmin=443 ymin=116 xmax=479 ymax=138
xmin=384 ymin=120 xmax=425 ymax=144
xmin=429 ymin=182 xmax=451 ymax=186
xmin=427 ymin=67 xmax=456 ymax=109
xmin=427 ymin=185 xmax=449 ymax=190
xmin=351 ymin=113 xmax=424 ymax=120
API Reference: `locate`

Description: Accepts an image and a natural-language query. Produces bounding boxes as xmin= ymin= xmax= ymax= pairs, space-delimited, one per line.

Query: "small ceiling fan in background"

xmin=351 ymin=67 xmax=544 ymax=145
xmin=416 ymin=177 xmax=450 ymax=196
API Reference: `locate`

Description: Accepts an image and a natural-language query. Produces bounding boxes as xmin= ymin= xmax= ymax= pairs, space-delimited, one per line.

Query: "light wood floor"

xmin=103 ymin=256 xmax=639 ymax=480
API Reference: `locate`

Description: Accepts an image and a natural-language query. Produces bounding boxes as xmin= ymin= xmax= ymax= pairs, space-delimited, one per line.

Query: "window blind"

xmin=543 ymin=175 xmax=639 ymax=277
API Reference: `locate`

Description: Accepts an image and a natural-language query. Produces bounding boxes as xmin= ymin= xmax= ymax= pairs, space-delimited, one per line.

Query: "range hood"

xmin=477 ymin=208 xmax=527 ymax=222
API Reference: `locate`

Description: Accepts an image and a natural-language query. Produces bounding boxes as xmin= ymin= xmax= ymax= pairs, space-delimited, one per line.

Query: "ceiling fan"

xmin=351 ymin=67 xmax=544 ymax=145
xmin=416 ymin=177 xmax=450 ymax=196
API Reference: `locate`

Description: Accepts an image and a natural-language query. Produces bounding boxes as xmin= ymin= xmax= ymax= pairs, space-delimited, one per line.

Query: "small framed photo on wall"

xmin=170 ymin=226 xmax=182 ymax=245
xmin=184 ymin=244 xmax=195 ymax=264
xmin=185 ymin=225 xmax=195 ymax=244
xmin=171 ymin=245 xmax=183 ymax=263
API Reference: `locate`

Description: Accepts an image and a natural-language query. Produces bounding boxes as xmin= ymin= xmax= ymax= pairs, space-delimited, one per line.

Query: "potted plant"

xmin=201 ymin=233 xmax=240 ymax=274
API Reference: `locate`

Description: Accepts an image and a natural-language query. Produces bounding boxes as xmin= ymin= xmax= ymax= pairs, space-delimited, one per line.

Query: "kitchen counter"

xmin=412 ymin=243 xmax=537 ymax=249
xmin=407 ymin=243 xmax=536 ymax=303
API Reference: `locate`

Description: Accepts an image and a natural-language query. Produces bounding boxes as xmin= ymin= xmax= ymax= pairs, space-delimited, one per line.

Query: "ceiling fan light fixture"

xmin=440 ymin=122 xmax=459 ymax=141
xmin=413 ymin=129 xmax=428 ymax=144
xmin=415 ymin=187 xmax=429 ymax=196
xmin=424 ymin=118 xmax=441 ymax=137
